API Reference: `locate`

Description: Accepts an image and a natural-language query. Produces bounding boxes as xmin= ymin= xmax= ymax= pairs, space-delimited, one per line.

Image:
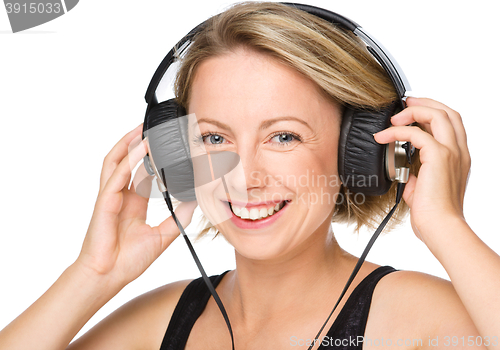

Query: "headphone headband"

xmin=144 ymin=2 xmax=410 ymax=106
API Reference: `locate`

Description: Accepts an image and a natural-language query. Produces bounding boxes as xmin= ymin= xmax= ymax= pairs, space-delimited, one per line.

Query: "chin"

xmin=232 ymin=235 xmax=296 ymax=262
xmin=216 ymin=219 xmax=323 ymax=264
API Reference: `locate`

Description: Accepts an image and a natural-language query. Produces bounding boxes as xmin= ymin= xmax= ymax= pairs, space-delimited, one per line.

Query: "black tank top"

xmin=159 ymin=265 xmax=397 ymax=350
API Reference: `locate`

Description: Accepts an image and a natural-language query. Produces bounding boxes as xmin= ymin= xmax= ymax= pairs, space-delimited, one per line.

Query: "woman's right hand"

xmin=74 ymin=123 xmax=198 ymax=290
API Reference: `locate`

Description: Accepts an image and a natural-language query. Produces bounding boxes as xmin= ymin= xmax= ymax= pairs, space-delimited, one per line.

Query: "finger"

xmin=155 ymin=200 xmax=198 ymax=251
xmin=401 ymin=173 xmax=417 ymax=209
xmin=101 ymin=138 xmax=149 ymax=196
xmin=99 ymin=123 xmax=144 ymax=194
xmin=374 ymin=125 xmax=441 ymax=157
xmin=130 ymin=162 xmax=154 ymax=200
xmin=390 ymin=105 xmax=458 ymax=149
xmin=399 ymin=173 xmax=425 ymax=242
xmin=118 ymin=165 xmax=153 ymax=222
xmin=406 ymin=97 xmax=471 ymax=176
xmin=406 ymin=97 xmax=467 ymax=147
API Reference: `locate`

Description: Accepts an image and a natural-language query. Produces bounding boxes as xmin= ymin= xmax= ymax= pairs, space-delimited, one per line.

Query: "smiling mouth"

xmin=224 ymin=200 xmax=289 ymax=220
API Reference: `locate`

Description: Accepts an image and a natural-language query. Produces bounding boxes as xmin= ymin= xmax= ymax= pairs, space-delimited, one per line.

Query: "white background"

xmin=1 ymin=0 xmax=499 ymax=341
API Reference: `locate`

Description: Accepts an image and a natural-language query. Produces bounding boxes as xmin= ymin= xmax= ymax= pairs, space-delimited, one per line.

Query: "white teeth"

xmin=249 ymin=208 xmax=259 ymax=220
xmin=259 ymin=208 xmax=268 ymax=218
xmin=232 ymin=206 xmax=241 ymax=216
xmin=268 ymin=207 xmax=274 ymax=216
xmin=231 ymin=201 xmax=286 ymax=220
xmin=239 ymin=207 xmax=250 ymax=219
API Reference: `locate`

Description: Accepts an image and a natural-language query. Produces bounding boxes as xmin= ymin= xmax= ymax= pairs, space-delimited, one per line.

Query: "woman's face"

xmin=188 ymin=47 xmax=343 ymax=261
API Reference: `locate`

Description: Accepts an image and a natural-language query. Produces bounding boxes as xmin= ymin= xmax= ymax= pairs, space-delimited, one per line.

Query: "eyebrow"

xmin=195 ymin=116 xmax=312 ymax=131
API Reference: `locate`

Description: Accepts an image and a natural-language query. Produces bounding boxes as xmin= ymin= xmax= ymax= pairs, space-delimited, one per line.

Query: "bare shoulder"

xmin=66 ymin=278 xmax=193 ymax=350
xmin=365 ymin=270 xmax=484 ymax=350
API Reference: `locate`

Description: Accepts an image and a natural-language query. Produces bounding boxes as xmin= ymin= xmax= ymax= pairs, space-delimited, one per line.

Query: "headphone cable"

xmin=162 ymin=181 xmax=405 ymax=350
xmin=306 ymin=182 xmax=405 ymax=350
xmin=162 ymin=190 xmax=236 ymax=350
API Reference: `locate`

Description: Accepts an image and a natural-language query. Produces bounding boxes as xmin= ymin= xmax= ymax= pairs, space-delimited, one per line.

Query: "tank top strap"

xmin=159 ymin=266 xmax=397 ymax=350
xmin=319 ymin=265 xmax=398 ymax=350
xmin=159 ymin=270 xmax=230 ymax=350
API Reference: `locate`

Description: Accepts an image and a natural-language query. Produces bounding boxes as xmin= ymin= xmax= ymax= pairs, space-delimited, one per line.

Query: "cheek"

xmin=194 ymin=182 xmax=232 ymax=226
xmin=262 ymin=145 xmax=340 ymax=204
xmin=194 ymin=159 xmax=250 ymax=226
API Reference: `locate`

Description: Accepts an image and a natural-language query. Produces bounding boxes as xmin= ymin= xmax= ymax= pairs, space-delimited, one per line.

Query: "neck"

xmin=224 ymin=220 xmax=353 ymax=329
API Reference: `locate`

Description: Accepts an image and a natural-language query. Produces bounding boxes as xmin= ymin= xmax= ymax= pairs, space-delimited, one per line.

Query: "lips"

xmin=225 ymin=200 xmax=289 ymax=220
xmin=219 ymin=198 xmax=290 ymax=230
xmin=226 ymin=199 xmax=285 ymax=209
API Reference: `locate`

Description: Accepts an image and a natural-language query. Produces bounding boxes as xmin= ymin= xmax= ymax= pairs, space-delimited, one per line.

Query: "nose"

xmin=223 ymin=145 xmax=269 ymax=200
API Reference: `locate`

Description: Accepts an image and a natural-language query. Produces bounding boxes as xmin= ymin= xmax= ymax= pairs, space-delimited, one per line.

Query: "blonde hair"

xmin=172 ymin=1 xmax=421 ymax=237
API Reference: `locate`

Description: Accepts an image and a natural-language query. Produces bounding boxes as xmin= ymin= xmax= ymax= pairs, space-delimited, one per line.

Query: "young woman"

xmin=1 ymin=2 xmax=499 ymax=350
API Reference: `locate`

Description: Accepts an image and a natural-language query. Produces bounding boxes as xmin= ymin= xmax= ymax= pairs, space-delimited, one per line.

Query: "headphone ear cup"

xmin=338 ymin=103 xmax=399 ymax=196
xmin=143 ymin=98 xmax=196 ymax=202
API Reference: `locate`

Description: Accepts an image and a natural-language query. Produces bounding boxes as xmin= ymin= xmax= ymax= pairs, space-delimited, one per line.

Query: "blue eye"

xmin=195 ymin=131 xmax=302 ymax=148
xmin=201 ymin=133 xmax=226 ymax=146
xmin=269 ymin=132 xmax=301 ymax=146
xmin=272 ymin=133 xmax=294 ymax=143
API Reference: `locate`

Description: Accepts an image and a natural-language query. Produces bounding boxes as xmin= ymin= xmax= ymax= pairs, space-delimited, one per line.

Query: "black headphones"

xmin=142 ymin=4 xmax=415 ymax=350
xmin=142 ymin=2 xmax=414 ymax=201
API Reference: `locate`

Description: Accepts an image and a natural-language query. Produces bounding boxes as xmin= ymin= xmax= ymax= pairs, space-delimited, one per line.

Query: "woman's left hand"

xmin=374 ymin=97 xmax=471 ymax=244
